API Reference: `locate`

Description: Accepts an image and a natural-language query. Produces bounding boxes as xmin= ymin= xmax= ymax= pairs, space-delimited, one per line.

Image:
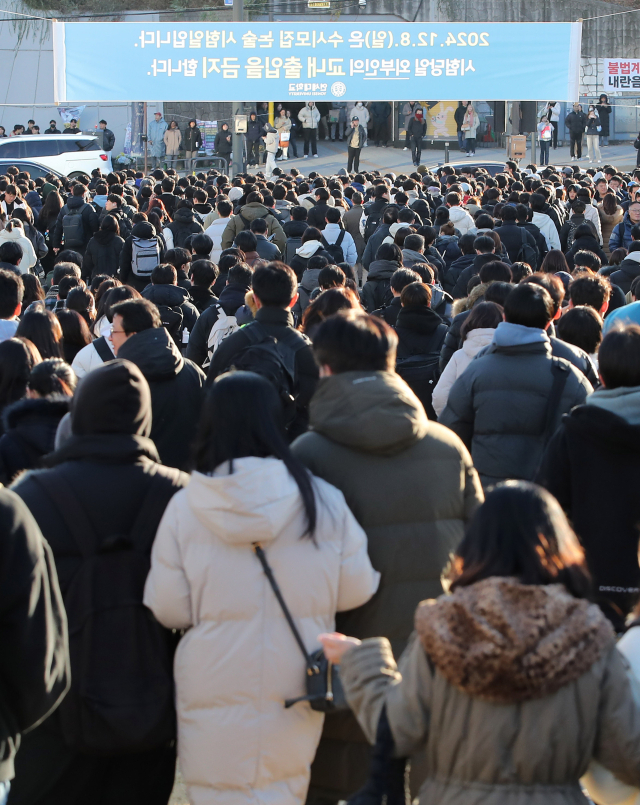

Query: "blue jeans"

xmin=457 ymin=130 xmax=465 ymax=150
xmin=600 ymin=134 xmax=609 ymax=146
xmin=539 ymin=139 xmax=550 ymax=165
xmin=0 ymin=781 xmax=10 ymax=805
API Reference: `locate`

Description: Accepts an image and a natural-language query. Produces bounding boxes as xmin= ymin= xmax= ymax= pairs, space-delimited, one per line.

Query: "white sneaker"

xmin=363 ymin=143 xmax=368 ymax=147
xmin=403 ymin=147 xmax=408 ymax=151
xmin=303 ymin=155 xmax=308 ymax=159
xmin=313 ymin=154 xmax=319 ymax=158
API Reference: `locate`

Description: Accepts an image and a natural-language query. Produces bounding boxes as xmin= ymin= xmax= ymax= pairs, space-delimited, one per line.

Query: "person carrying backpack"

xmin=187 ymin=262 xmax=253 ymax=369
xmin=9 ymin=360 xmax=189 ymax=805
xmin=361 ymin=243 xmax=403 ymax=313
xmin=163 ymin=200 xmax=204 ymax=251
xmin=52 ymin=184 xmax=99 ymax=256
xmin=322 ymin=208 xmax=357 ymax=265
xmin=206 ymin=262 xmax=319 ymax=440
xmin=118 ymin=221 xmax=164 ymax=293
xmin=220 ymin=191 xmax=286 ymax=255
xmin=494 ymin=206 xmax=539 ymax=266
xmin=141 ymin=264 xmax=199 ymax=349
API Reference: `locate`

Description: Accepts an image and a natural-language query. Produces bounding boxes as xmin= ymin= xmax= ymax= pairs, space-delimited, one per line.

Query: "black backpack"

xmin=515 ymin=226 xmax=539 ymax=268
xmin=363 ymin=204 xmax=387 ymax=243
xmin=230 ymin=322 xmax=309 ymax=426
xmin=320 ymin=231 xmax=345 ymax=264
xmin=157 ymin=303 xmax=184 ymax=345
xmin=285 ymin=236 xmax=302 ymax=265
xmin=395 ymin=328 xmax=447 ymax=419
xmin=32 ymin=471 xmax=176 ymax=754
xmin=369 ymin=277 xmax=394 ymax=310
xmin=62 ymin=204 xmax=87 ymax=248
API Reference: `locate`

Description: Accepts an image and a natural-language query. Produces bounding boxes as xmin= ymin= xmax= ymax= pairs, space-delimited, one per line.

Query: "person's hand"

xmin=318 ymin=633 xmax=361 ymax=664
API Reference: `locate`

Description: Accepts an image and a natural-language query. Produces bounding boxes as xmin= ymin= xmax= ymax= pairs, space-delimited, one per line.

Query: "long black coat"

xmin=537 ymin=401 xmax=640 ymax=631
xmin=82 ymin=230 xmax=125 ymax=280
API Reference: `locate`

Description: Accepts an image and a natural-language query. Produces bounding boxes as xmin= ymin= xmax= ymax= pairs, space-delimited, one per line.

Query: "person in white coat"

xmin=531 ymin=195 xmax=561 ymax=251
xmin=0 ymin=219 xmax=37 ymax=273
xmin=298 ymin=102 xmax=321 ymax=158
xmin=447 ymin=194 xmax=475 ymax=237
xmin=322 ymin=208 xmax=357 ymax=265
xmin=263 ymin=124 xmax=279 ymax=179
xmin=348 ymin=103 xmax=370 ymax=147
xmin=144 ymin=371 xmax=379 ymax=805
xmin=205 ymin=200 xmax=233 ymax=263
xmin=432 ymin=302 xmax=503 ymax=417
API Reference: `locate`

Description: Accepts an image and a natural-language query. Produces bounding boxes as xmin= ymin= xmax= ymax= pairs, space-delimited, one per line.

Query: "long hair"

xmin=16 ymin=309 xmax=63 ymax=359
xmin=0 ymin=337 xmax=41 ymax=410
xmin=193 ymin=371 xmax=317 ymax=539
xmin=540 ymin=249 xmax=569 ymax=275
xmin=447 ymin=481 xmax=591 ymax=599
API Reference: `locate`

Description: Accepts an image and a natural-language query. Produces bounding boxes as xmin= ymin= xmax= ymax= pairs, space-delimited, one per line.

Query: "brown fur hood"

xmin=415 ymin=576 xmax=614 ymax=704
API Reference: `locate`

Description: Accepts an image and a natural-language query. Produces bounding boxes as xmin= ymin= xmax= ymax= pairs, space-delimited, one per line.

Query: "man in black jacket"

xmin=516 ymin=203 xmax=547 ymax=267
xmin=452 ymin=235 xmax=498 ymax=299
xmin=113 ymin=299 xmax=206 ymax=470
xmin=98 ymin=120 xmax=115 ymax=152
xmin=565 ymin=103 xmax=587 ymax=161
xmin=494 ymin=205 xmax=538 ymax=264
xmin=537 ymin=325 xmax=640 ymax=632
xmin=187 ymin=262 xmax=252 ymax=368
xmin=371 ymin=267 xmax=420 ymax=325
xmin=361 ymin=206 xmax=399 ymax=271
xmin=0 ymin=489 xmax=68 ymax=801
xmin=10 ymin=360 xmax=187 ymax=805
xmin=443 ymin=233 xmax=475 ymax=295
xmin=610 ymin=241 xmax=640 ymax=294
xmin=141 ymin=263 xmax=199 ymax=341
xmin=206 ymin=262 xmax=319 ymax=439
xmin=118 ymin=221 xmax=164 ymax=293
xmin=53 ymin=184 xmax=99 ymax=255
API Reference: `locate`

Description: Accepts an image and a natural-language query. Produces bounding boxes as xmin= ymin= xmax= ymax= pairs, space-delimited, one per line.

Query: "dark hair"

xmin=403 ymin=234 xmax=424 ymax=253
xmin=191 ymin=259 xmax=218 ymax=288
xmin=110 ymin=298 xmax=161 ymax=333
xmin=313 ymin=310 xmax=397 ymax=373
xmin=192 ymin=233 xmax=214 ymax=256
xmin=461 ymin=301 xmax=503 ymax=340
xmin=52 ymin=262 xmax=81 ymax=286
xmin=100 ymin=285 xmax=141 ymax=323
xmin=20 ymin=273 xmax=44 ymax=312
xmin=447 ymin=481 xmax=590 ymax=599
xmin=522 ymin=273 xmax=565 ymax=317
xmin=28 ymin=358 xmax=76 ymax=397
xmin=66 ymin=287 xmax=95 ymax=325
xmin=569 ymin=274 xmax=611 ymax=311
xmin=252 ymin=262 xmax=297 ymax=308
xmin=0 ymin=269 xmax=23 ymax=318
xmin=400 ymin=282 xmax=432 ymax=309
xmin=375 ymin=242 xmax=403 ymax=265
xmin=483 ymin=281 xmax=512 ymax=307
xmin=599 ymin=325 xmax=640 ymax=388
xmin=474 ymin=235 xmax=495 ymax=254
xmin=54 ymin=250 xmax=83 ymax=270
xmin=0 ymin=241 xmax=23 ymax=267
xmin=390 ymin=268 xmax=420 ymax=294
xmin=58 ymin=275 xmax=83 ymax=301
xmin=164 ymin=247 xmax=191 ymax=270
xmin=609 ymin=247 xmax=627 ymax=267
xmin=300 ymin=287 xmax=361 ymax=336
xmin=573 ymin=250 xmax=601 ymax=272
xmin=301 ymin=226 xmax=323 ymax=245
xmin=151 ymin=264 xmax=177 ymax=285
xmin=504 ymin=282 xmax=554 ymax=329
xmin=540 ymin=249 xmax=569 ymax=275
xmin=217 ymin=200 xmax=233 ymax=218
xmin=479 ymin=261 xmax=512 ymax=284
xmin=318 ymin=265 xmax=345 ymax=290
xmin=100 ymin=214 xmax=119 ymax=235
xmin=56 ymin=308 xmax=92 ymax=354
xmin=235 ymin=231 xmax=258 ymax=253
xmin=556 ymin=306 xmax=602 ymax=355
xmin=16 ymin=309 xmax=63 ymax=359
xmin=458 ymin=233 xmax=476 ymax=255
xmin=193 ymin=372 xmax=316 ymax=537
xmin=410 ymin=263 xmax=435 ymax=285
xmin=0 ymin=337 xmax=41 ymax=410
xmin=602 ymin=192 xmax=620 ymax=217
xmin=509 ymin=261 xmax=533 ymax=284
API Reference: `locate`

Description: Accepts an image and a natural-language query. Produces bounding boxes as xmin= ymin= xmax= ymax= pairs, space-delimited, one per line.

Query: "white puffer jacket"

xmin=144 ymin=456 xmax=379 ymax=805
xmin=448 ymin=205 xmax=475 ymax=237
xmin=0 ymin=224 xmax=37 ymax=271
xmin=71 ymin=339 xmax=115 ymax=379
xmin=298 ymin=104 xmax=321 ymax=129
xmin=205 ymin=216 xmax=232 ymax=263
xmin=433 ymin=328 xmax=497 ymax=416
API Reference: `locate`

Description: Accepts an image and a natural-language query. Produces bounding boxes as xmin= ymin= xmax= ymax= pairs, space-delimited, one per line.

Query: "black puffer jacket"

xmin=395 ymin=306 xmax=448 ymax=359
xmin=118 ymin=222 xmax=165 ymax=293
xmin=52 ymin=195 xmax=100 ymax=252
xmin=361 ymin=259 xmax=401 ymax=312
xmin=83 ymin=229 xmax=125 ymax=279
xmin=452 ymin=253 xmax=500 ymax=299
xmin=610 ymin=254 xmax=640 ymax=295
xmin=0 ymin=396 xmax=69 ymax=486
xmin=98 ymin=208 xmax=132 ymax=241
xmin=165 ymin=207 xmax=204 ymax=249
xmin=117 ymin=328 xmax=206 ymax=470
xmin=443 ymin=253 xmax=474 ymax=296
xmin=141 ymin=283 xmax=200 ymax=335
xmin=186 ymin=282 xmax=249 ymax=368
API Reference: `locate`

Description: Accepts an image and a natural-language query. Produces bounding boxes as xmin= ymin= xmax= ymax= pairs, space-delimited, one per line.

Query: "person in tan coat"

xmin=144 ymin=371 xmax=379 ymax=805
xmin=163 ymin=120 xmax=182 ymax=170
xmin=321 ymin=482 xmax=640 ymax=805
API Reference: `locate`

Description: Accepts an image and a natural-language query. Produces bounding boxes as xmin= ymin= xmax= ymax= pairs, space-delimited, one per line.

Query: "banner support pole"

xmin=143 ymin=102 xmax=148 ymax=175
xmin=231 ymin=0 xmax=245 ymax=178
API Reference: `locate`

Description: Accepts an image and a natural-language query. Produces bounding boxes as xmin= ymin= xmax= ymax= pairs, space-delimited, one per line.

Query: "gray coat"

xmin=439 ymin=323 xmax=592 ymax=487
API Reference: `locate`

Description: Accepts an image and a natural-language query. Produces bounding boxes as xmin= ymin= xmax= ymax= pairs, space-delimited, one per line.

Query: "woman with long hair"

xmin=144 ymin=371 xmax=378 ymax=805
xmin=20 ymin=273 xmax=45 ymax=314
xmin=320 ymin=482 xmax=640 ymax=805
xmin=16 ymin=308 xmax=63 ymax=359
xmin=35 ymin=189 xmax=63 ymax=274
xmin=0 ymin=336 xmax=41 ymax=433
xmin=300 ymin=286 xmax=361 ymax=339
xmin=540 ymin=249 xmax=570 ymax=275
xmin=56 ymin=308 xmax=92 ymax=364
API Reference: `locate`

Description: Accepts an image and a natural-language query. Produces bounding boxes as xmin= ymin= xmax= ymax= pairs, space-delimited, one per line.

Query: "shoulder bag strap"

xmin=336 ymin=230 xmax=345 ymax=247
xmin=253 ymin=542 xmax=317 ymax=674
xmin=31 ymin=472 xmax=98 ymax=558
xmin=93 ymin=336 xmax=114 ymax=363
xmin=542 ymin=359 xmax=570 ymax=443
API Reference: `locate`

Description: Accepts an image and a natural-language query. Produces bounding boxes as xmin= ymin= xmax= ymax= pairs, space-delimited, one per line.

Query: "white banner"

xmin=603 ymin=58 xmax=640 ymax=93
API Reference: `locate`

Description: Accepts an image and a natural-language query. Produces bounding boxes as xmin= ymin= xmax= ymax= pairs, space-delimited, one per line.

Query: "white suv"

xmin=0 ymin=135 xmax=110 ymax=177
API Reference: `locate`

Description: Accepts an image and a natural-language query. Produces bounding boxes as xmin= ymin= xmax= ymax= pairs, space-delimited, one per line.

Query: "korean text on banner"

xmin=603 ymin=58 xmax=640 ymax=92
xmin=52 ymin=21 xmax=582 ymax=103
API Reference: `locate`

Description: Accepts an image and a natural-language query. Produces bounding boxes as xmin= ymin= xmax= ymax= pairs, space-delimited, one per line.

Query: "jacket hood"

xmin=2 ymin=395 xmax=70 ymax=454
xmin=67 ymin=195 xmax=87 ymax=210
xmin=117 ymin=326 xmax=184 ymax=382
xmin=367 ymin=259 xmax=401 ymax=280
xmin=586 ymin=386 xmax=640 ymax=426
xmin=309 ymin=370 xmax=428 ymax=455
xmin=300 ymin=268 xmax=322 ymax=291
xmin=131 ymin=221 xmax=156 ymax=239
xmin=395 ymin=306 xmax=443 ymax=335
xmin=462 ymin=328 xmax=497 ymax=356
xmin=186 ymin=457 xmax=306 ymax=545
xmin=173 ymin=207 xmax=195 ymax=225
xmin=25 ymin=190 xmax=42 ymax=209
xmin=620 ymin=251 xmax=640 ymax=267
xmin=415 ymin=576 xmax=614 ymax=704
xmin=448 ymin=206 xmax=471 ymax=224
xmin=238 ymin=202 xmax=270 ymax=221
xmin=296 ymin=240 xmax=323 ymax=259
xmin=142 ymin=283 xmax=190 ymax=307
xmin=219 ymin=282 xmax=250 ymax=315
xmin=93 ymin=195 xmax=108 ymax=208
xmin=402 ymin=248 xmax=426 ymax=264
xmin=1 ymin=227 xmax=28 ymax=243
xmin=71 ymin=359 xmax=152 ymax=437
xmin=93 ymin=229 xmax=118 ymax=245
xmin=491 ymin=321 xmax=549 ymax=348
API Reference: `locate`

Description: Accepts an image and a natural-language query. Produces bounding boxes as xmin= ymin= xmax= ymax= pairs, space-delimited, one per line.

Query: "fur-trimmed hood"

xmin=415 ymin=576 xmax=614 ymax=704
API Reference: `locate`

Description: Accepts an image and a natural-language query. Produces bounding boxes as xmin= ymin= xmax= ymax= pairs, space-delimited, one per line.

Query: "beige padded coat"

xmin=144 ymin=456 xmax=380 ymax=805
xmin=341 ymin=577 xmax=640 ymax=805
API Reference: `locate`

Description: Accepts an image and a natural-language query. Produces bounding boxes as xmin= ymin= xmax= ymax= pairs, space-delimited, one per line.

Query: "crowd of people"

xmin=2 ymin=150 xmax=640 ymax=805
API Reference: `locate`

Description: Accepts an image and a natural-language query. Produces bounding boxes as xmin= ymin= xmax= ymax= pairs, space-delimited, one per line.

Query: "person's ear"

xmin=13 ymin=302 xmax=21 ymax=317
xmin=288 ymin=291 xmax=299 ymax=310
xmin=319 ymin=365 xmax=333 ymax=378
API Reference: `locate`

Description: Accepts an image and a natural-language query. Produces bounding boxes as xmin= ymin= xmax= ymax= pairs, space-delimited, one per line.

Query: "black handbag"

xmin=253 ymin=542 xmax=349 ymax=713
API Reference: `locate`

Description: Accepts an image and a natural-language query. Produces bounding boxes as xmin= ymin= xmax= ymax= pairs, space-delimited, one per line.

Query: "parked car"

xmin=0 ymin=135 xmax=109 ymax=177
xmin=0 ymin=160 xmax=64 ymax=180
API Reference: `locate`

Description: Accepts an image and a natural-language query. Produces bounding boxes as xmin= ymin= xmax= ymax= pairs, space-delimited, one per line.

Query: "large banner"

xmin=603 ymin=58 xmax=640 ymax=92
xmin=53 ymin=21 xmax=581 ymax=103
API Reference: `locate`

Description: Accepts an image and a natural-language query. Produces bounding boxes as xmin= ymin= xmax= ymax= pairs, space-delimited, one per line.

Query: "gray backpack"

xmin=131 ymin=236 xmax=161 ymax=277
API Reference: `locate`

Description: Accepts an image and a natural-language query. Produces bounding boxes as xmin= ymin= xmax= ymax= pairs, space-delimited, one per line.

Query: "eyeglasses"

xmin=109 ymin=326 xmax=126 ymax=335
